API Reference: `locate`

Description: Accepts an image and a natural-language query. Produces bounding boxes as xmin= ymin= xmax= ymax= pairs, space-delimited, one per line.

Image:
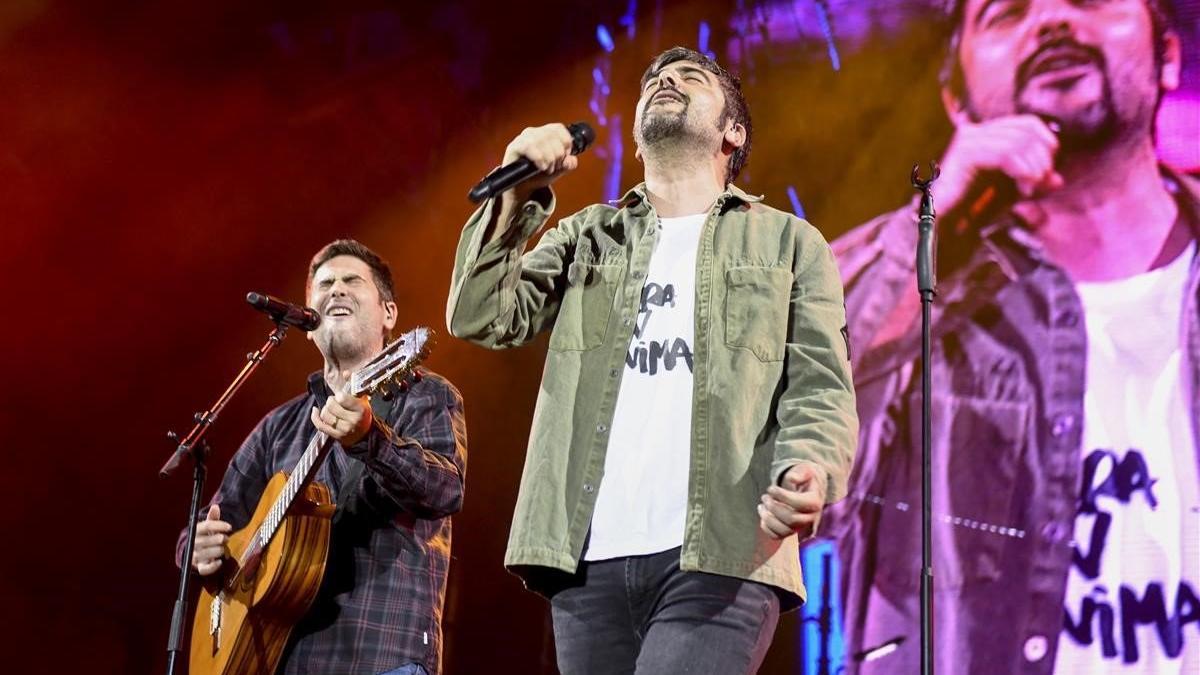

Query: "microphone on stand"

xmin=468 ymin=122 xmax=596 ymax=203
xmin=246 ymin=292 xmax=321 ymax=331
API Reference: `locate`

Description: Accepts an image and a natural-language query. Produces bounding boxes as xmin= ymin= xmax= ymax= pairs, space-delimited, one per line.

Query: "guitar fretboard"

xmin=238 ymin=430 xmax=335 ymax=567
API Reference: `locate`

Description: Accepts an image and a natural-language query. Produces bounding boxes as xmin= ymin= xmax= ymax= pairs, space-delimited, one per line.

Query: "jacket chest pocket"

xmin=723 ymin=266 xmax=794 ymax=362
xmin=550 ymin=262 xmax=624 ymax=352
xmin=873 ymin=394 xmax=1029 ymax=592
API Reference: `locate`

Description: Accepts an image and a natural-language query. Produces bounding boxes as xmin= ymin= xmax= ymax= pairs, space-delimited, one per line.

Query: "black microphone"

xmin=246 ymin=292 xmax=321 ymax=331
xmin=961 ymin=114 xmax=1063 ymax=228
xmin=468 ymin=122 xmax=596 ymax=203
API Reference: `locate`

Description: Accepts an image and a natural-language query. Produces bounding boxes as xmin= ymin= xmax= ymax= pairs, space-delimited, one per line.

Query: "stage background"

xmin=1 ymin=1 xmax=1195 ymax=672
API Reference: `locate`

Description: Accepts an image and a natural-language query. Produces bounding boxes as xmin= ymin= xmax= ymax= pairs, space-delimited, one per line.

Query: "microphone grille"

xmin=567 ymin=122 xmax=596 ymax=155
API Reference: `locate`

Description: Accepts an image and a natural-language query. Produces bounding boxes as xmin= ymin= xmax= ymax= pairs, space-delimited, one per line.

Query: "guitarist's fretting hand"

xmin=310 ymin=373 xmax=373 ymax=448
xmin=192 ymin=504 xmax=233 ymax=576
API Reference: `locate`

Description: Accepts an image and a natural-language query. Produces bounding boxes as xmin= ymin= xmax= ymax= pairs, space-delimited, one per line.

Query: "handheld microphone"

xmin=468 ymin=122 xmax=596 ymax=203
xmin=958 ymin=114 xmax=1062 ymax=231
xmin=246 ymin=292 xmax=321 ymax=331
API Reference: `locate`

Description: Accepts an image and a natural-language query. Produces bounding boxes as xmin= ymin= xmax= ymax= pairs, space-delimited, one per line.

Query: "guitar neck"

xmin=239 ymin=431 xmax=337 ymax=567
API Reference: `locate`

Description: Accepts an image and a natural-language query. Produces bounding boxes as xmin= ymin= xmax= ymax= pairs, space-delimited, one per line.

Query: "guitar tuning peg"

xmin=167 ymin=430 xmax=179 ymax=442
xmin=375 ymin=378 xmax=394 ymax=399
xmin=412 ymin=370 xmax=424 ymax=383
xmin=398 ymin=379 xmax=410 ymax=393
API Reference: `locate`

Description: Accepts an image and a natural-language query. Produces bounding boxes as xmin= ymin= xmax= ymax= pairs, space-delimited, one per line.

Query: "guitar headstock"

xmin=349 ymin=326 xmax=432 ymax=400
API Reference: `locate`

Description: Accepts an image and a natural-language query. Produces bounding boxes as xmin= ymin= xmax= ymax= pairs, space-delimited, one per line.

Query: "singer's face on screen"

xmin=634 ymin=60 xmax=729 ymax=155
xmin=954 ymin=0 xmax=1179 ymax=144
xmin=307 ymin=255 xmax=398 ymax=364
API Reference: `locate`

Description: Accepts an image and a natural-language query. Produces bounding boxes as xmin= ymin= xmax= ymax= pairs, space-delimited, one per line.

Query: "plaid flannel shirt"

xmin=176 ymin=368 xmax=467 ymax=675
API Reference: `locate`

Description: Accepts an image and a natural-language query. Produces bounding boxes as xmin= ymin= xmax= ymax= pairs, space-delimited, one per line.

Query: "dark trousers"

xmin=549 ymin=547 xmax=780 ymax=674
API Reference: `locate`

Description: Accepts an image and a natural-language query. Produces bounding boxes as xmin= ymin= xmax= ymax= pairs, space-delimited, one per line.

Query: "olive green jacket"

xmin=446 ymin=182 xmax=858 ymax=605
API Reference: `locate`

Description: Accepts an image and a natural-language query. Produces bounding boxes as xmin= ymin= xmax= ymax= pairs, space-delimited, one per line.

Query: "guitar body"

xmin=189 ymin=472 xmax=336 ymax=675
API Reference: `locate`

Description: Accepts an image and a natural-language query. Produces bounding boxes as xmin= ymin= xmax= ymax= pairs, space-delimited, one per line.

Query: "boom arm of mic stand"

xmin=158 ymin=323 xmax=289 ymax=477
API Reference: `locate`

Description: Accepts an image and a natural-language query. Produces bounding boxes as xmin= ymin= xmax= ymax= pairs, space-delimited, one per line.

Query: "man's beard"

xmin=316 ymin=326 xmax=370 ymax=371
xmin=639 ymin=108 xmax=689 ymax=146
xmin=1015 ymin=80 xmax=1119 ymax=153
xmin=637 ymin=101 xmax=727 ymax=160
xmin=1012 ymin=39 xmax=1121 ymax=152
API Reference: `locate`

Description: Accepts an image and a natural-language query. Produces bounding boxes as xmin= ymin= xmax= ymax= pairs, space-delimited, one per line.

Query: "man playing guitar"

xmin=181 ymin=239 xmax=468 ymax=675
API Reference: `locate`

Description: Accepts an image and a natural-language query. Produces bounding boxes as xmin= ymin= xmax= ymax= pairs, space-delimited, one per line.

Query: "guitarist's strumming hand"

xmin=310 ymin=372 xmax=373 ymax=448
xmin=192 ymin=504 xmax=233 ymax=576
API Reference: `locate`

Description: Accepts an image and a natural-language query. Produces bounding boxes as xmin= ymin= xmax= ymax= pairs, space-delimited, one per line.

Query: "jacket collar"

xmin=307 ymin=371 xmax=332 ymax=403
xmin=972 ymin=164 xmax=1200 ymax=282
xmin=613 ymin=182 xmax=764 ymax=211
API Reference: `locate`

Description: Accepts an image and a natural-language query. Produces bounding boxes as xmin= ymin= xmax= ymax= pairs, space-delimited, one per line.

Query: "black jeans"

xmin=549 ymin=547 xmax=780 ymax=674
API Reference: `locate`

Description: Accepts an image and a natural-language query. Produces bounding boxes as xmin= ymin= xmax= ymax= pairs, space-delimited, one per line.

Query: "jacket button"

xmin=583 ymin=483 xmax=595 ymax=493
xmin=1023 ymin=635 xmax=1048 ymax=662
xmin=1050 ymin=414 xmax=1076 ymax=438
xmin=1055 ymin=311 xmax=1079 ymax=328
xmin=632 ymin=271 xmax=644 ymax=279
xmin=597 ymin=423 xmax=607 ymax=433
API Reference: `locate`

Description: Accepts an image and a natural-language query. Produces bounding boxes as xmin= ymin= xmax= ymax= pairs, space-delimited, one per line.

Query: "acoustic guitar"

xmin=188 ymin=326 xmax=431 ymax=675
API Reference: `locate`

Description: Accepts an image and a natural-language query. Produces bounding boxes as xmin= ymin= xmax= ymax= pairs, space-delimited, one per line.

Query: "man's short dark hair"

xmin=308 ymin=239 xmax=396 ymax=303
xmin=641 ymin=46 xmax=753 ymax=184
xmin=939 ymin=0 xmax=1178 ymax=97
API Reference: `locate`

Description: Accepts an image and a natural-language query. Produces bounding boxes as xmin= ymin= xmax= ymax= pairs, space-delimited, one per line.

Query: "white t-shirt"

xmin=1056 ymin=244 xmax=1200 ymax=673
xmin=583 ymin=213 xmax=706 ymax=561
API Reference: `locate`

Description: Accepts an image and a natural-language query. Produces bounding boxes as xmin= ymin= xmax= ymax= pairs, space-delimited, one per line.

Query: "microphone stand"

xmin=911 ymin=162 xmax=940 ymax=675
xmin=800 ymin=551 xmax=836 ymax=675
xmin=158 ymin=321 xmax=291 ymax=675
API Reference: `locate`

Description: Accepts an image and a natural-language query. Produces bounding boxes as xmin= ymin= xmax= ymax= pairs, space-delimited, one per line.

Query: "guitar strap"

xmin=332 ymin=386 xmax=410 ymax=524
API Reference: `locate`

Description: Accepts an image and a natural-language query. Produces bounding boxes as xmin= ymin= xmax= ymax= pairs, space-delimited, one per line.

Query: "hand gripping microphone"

xmin=468 ymin=122 xmax=596 ymax=203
